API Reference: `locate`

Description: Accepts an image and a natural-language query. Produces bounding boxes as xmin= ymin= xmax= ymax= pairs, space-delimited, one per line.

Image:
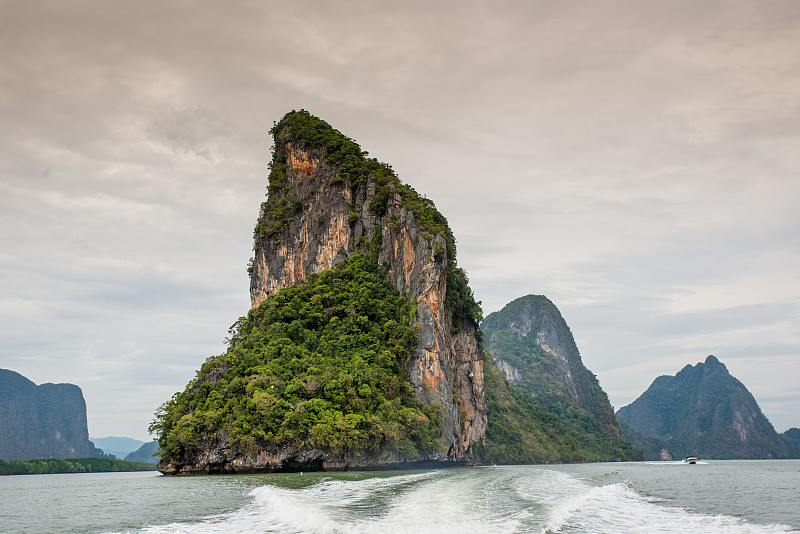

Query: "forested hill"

xmin=0 ymin=457 xmax=155 ymax=476
xmin=481 ymin=295 xmax=641 ymax=461
xmin=617 ymin=355 xmax=791 ymax=459
xmin=782 ymin=428 xmax=800 ymax=457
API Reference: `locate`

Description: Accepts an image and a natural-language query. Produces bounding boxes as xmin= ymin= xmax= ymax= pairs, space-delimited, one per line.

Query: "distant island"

xmin=90 ymin=436 xmax=147 ymax=460
xmin=618 ymin=355 xmax=798 ymax=460
xmin=481 ymin=295 xmax=641 ymax=462
xmin=0 ymin=368 xmax=156 ymax=475
xmin=0 ymin=457 xmax=155 ymax=476
xmin=0 ymin=369 xmax=109 ymax=461
xmin=124 ymin=441 xmax=159 ymax=464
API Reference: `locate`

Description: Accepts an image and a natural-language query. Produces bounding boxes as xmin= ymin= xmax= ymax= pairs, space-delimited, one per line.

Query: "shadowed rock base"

xmin=158 ymin=443 xmax=463 ymax=475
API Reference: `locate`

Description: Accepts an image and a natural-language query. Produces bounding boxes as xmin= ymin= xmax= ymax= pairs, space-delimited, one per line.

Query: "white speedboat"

xmin=683 ymin=456 xmax=698 ymax=464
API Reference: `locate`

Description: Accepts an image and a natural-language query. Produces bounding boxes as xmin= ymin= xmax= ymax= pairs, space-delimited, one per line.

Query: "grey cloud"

xmin=148 ymin=106 xmax=235 ymax=162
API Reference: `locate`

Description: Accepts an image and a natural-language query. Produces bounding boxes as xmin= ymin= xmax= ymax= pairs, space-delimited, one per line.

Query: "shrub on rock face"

xmin=151 ymin=254 xmax=443 ymax=461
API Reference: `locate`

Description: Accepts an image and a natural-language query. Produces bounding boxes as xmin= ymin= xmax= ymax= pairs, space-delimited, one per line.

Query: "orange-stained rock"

xmin=247 ymin=124 xmax=487 ymax=463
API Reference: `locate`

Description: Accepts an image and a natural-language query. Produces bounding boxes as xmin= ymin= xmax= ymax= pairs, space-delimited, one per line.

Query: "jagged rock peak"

xmin=245 ymin=110 xmax=487 ymax=461
xmin=679 ymin=355 xmax=723 ymax=371
xmin=481 ymin=294 xmax=621 ymax=442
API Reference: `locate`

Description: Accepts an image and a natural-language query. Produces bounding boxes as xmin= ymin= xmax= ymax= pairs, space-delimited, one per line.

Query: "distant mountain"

xmin=0 ymin=369 xmax=105 ymax=461
xmin=91 ymin=436 xmax=146 ymax=459
xmin=481 ymin=295 xmax=641 ymax=461
xmin=124 ymin=441 xmax=159 ymax=464
xmin=781 ymin=428 xmax=800 ymax=457
xmin=617 ymin=355 xmax=791 ymax=459
xmin=782 ymin=427 xmax=800 ymax=444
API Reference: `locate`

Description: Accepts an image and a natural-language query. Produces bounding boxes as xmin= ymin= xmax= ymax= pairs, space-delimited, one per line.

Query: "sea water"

xmin=1 ymin=460 xmax=799 ymax=533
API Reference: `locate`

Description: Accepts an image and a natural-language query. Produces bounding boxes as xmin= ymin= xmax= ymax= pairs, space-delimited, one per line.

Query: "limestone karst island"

xmin=145 ymin=111 xmax=797 ymax=475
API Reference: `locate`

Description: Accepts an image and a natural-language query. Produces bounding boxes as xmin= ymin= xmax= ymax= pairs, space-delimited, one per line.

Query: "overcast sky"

xmin=1 ymin=1 xmax=798 ymax=441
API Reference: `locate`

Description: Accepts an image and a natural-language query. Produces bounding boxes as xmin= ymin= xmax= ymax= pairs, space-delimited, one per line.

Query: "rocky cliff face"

xmin=481 ymin=295 xmax=619 ymax=436
xmin=0 ymin=369 xmax=99 ymax=461
xmin=617 ymin=355 xmax=790 ymax=459
xmin=156 ymin=111 xmax=487 ymax=474
xmin=248 ymin=113 xmax=487 ymax=459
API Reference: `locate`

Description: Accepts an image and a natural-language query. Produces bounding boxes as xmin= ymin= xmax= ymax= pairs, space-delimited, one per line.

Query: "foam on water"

xmin=508 ymin=467 xmax=795 ymax=534
xmin=538 ymin=480 xmax=791 ymax=534
xmin=113 ymin=466 xmax=799 ymax=534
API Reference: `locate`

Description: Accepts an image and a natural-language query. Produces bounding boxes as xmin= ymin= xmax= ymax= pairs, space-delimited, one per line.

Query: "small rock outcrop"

xmin=617 ymin=355 xmax=790 ymax=459
xmin=0 ymin=369 xmax=102 ymax=461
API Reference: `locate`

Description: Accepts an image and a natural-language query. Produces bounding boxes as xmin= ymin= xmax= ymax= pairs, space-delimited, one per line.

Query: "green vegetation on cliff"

xmin=151 ymin=254 xmax=443 ymax=460
xmin=482 ymin=296 xmax=642 ymax=462
xmin=253 ymin=110 xmax=482 ymax=326
xmin=475 ymin=354 xmax=585 ymax=464
xmin=782 ymin=428 xmax=800 ymax=457
xmin=0 ymin=458 xmax=155 ymax=476
xmin=490 ymin=325 xmax=638 ymax=460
